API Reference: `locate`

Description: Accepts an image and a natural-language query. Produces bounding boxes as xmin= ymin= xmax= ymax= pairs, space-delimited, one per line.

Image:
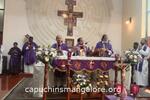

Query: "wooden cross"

xmin=58 ymin=0 xmax=83 ymax=36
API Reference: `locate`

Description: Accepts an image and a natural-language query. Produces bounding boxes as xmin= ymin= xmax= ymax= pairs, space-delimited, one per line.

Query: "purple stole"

xmin=135 ymin=45 xmax=147 ymax=72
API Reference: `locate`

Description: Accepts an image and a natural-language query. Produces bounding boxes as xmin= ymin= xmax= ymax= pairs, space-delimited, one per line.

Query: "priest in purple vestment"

xmin=51 ymin=35 xmax=68 ymax=53
xmin=8 ymin=42 xmax=22 ymax=75
xmin=74 ymin=37 xmax=89 ymax=56
xmin=22 ymin=36 xmax=38 ymax=74
xmin=95 ymin=34 xmax=113 ymax=57
xmin=51 ymin=35 xmax=68 ymax=87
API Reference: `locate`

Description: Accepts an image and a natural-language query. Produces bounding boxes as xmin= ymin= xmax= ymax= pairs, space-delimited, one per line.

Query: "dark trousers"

xmin=54 ymin=69 xmax=66 ymax=86
xmin=54 ymin=69 xmax=74 ymax=86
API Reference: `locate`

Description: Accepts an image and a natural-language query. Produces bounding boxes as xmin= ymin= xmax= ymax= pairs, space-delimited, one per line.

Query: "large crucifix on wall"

xmin=58 ymin=0 xmax=83 ymax=36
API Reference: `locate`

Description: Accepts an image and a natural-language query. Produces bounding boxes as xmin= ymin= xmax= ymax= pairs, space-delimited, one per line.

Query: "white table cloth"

xmin=33 ymin=62 xmax=54 ymax=97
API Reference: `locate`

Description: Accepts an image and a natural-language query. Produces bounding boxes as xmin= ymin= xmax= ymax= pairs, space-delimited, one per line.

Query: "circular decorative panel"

xmin=25 ymin=0 xmax=113 ymax=46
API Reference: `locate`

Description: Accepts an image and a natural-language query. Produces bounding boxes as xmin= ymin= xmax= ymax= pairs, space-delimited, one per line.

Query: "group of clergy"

xmin=7 ymin=34 xmax=150 ymax=88
xmin=131 ymin=38 xmax=150 ymax=87
xmin=7 ymin=34 xmax=113 ymax=86
xmin=50 ymin=34 xmax=114 ymax=87
xmin=8 ymin=37 xmax=38 ymax=74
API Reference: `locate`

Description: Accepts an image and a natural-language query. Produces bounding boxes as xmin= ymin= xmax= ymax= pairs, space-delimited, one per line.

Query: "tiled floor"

xmin=0 ymin=74 xmax=150 ymax=100
xmin=0 ymin=73 xmax=32 ymax=99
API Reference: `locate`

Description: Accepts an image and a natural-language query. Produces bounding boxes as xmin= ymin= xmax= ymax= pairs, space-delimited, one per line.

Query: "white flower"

xmin=104 ymin=75 xmax=108 ymax=78
xmin=134 ymin=55 xmax=137 ymax=59
xmin=36 ymin=46 xmax=58 ymax=63
xmin=50 ymin=48 xmax=56 ymax=51
xmin=38 ymin=47 xmax=42 ymax=51
xmin=45 ymin=57 xmax=49 ymax=62
xmin=83 ymin=82 xmax=86 ymax=85
xmin=134 ymin=59 xmax=137 ymax=63
xmin=36 ymin=51 xmax=42 ymax=55
xmin=132 ymin=51 xmax=136 ymax=53
xmin=44 ymin=48 xmax=48 ymax=51
xmin=49 ymin=52 xmax=54 ymax=56
xmin=89 ymin=84 xmax=92 ymax=87
xmin=125 ymin=51 xmax=130 ymax=54
xmin=49 ymin=51 xmax=57 ymax=57
xmin=45 ymin=51 xmax=49 ymax=55
xmin=129 ymin=55 xmax=133 ymax=59
xmin=86 ymin=87 xmax=90 ymax=91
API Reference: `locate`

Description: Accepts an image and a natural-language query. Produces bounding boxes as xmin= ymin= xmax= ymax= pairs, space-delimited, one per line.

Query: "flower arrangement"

xmin=36 ymin=45 xmax=57 ymax=63
xmin=96 ymin=74 xmax=109 ymax=88
xmin=96 ymin=70 xmax=109 ymax=88
xmin=124 ymin=50 xmax=141 ymax=64
xmin=72 ymin=72 xmax=92 ymax=93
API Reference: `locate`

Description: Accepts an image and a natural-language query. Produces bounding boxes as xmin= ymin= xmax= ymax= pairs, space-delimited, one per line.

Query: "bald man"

xmin=51 ymin=35 xmax=68 ymax=51
xmin=51 ymin=35 xmax=68 ymax=87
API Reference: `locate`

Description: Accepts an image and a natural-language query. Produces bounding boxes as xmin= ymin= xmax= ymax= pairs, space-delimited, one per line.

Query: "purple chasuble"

xmin=8 ymin=47 xmax=22 ymax=74
xmin=95 ymin=41 xmax=113 ymax=50
xmin=22 ymin=42 xmax=38 ymax=65
xmin=51 ymin=43 xmax=68 ymax=51
xmin=95 ymin=41 xmax=113 ymax=56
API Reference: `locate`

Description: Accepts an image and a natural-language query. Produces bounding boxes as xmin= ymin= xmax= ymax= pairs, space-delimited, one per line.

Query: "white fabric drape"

xmin=0 ymin=45 xmax=4 ymax=74
xmin=33 ymin=62 xmax=54 ymax=97
xmin=134 ymin=45 xmax=150 ymax=86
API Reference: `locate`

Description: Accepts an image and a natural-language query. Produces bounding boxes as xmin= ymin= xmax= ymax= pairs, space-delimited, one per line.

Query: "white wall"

xmin=3 ymin=0 xmax=122 ymax=56
xmin=3 ymin=0 xmax=31 ymax=55
xmin=122 ymin=0 xmax=142 ymax=52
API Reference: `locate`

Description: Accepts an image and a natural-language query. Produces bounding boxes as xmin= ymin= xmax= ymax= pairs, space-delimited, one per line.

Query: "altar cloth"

xmin=52 ymin=56 xmax=116 ymax=71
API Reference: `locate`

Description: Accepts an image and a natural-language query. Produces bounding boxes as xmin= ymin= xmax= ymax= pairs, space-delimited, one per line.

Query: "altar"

xmin=33 ymin=55 xmax=132 ymax=100
xmin=52 ymin=56 xmax=116 ymax=71
xmin=52 ymin=56 xmax=131 ymax=90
